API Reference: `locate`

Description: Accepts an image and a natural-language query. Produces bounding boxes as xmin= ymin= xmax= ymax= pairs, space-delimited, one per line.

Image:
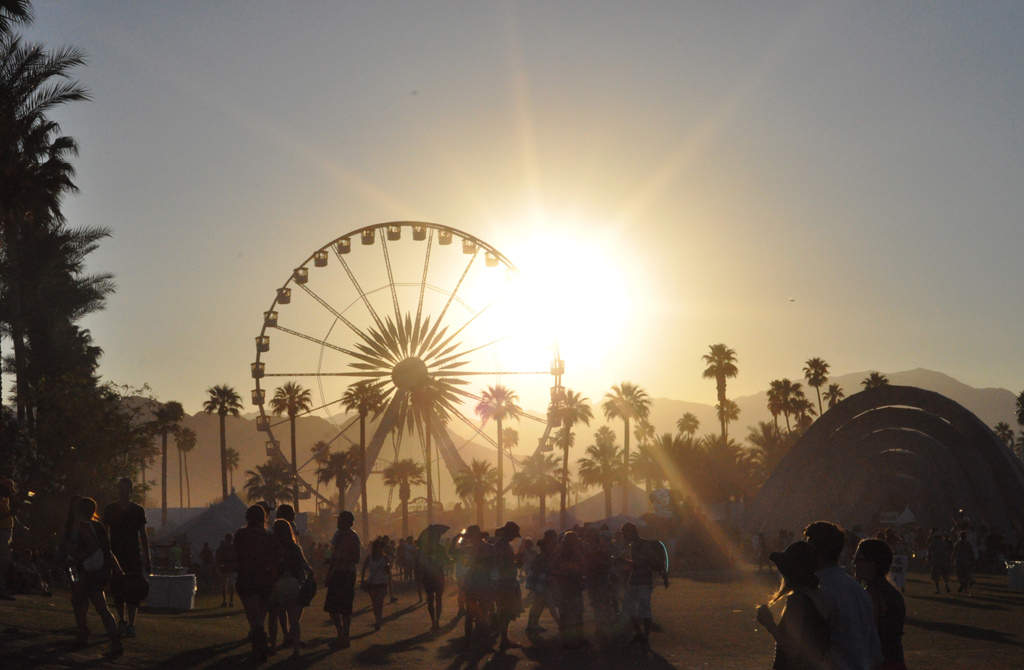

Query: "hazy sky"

xmin=25 ymin=1 xmax=1024 ymax=415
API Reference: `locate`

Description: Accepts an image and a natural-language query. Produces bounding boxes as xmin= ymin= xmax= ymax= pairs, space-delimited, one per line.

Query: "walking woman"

xmin=234 ymin=505 xmax=277 ymax=661
xmin=361 ymin=538 xmax=391 ymax=630
xmin=60 ymin=496 xmax=123 ymax=657
xmin=268 ymin=519 xmax=310 ymax=657
xmin=755 ymin=541 xmax=829 ymax=670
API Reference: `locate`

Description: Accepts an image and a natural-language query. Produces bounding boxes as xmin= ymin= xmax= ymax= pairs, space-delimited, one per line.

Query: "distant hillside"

xmin=139 ymin=369 xmax=1019 ymax=509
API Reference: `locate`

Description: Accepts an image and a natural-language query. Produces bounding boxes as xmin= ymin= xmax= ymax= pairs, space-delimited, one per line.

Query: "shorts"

xmin=271 ymin=575 xmax=300 ymax=608
xmin=625 ymin=583 xmax=653 ymax=619
xmin=236 ymin=579 xmax=272 ymax=603
xmin=421 ymin=571 xmax=445 ymax=594
xmin=324 ymin=570 xmax=356 ymax=615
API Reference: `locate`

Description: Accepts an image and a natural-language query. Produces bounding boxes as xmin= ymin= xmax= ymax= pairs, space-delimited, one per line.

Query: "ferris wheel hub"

xmin=392 ymin=356 xmax=430 ymax=390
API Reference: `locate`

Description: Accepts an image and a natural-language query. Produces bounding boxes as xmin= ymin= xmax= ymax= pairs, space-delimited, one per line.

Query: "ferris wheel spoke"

xmin=263 ymin=371 xmax=391 ymax=377
xmin=420 ymin=301 xmax=494 ymax=362
xmin=333 ymin=243 xmax=388 ymax=334
xmin=430 ymin=337 xmax=507 ymax=369
xmin=434 ymin=370 xmax=549 ymax=376
xmin=415 ymin=228 xmax=433 ymax=327
xmin=295 ymin=283 xmax=374 ymax=345
xmin=322 ymin=414 xmax=361 ymax=448
xmin=416 ymin=249 xmax=477 ymax=357
xmin=379 ymin=233 xmax=402 ymax=325
xmin=273 ymin=323 xmax=383 ymax=365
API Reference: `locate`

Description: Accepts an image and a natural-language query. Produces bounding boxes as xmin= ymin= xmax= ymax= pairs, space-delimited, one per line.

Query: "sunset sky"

xmin=26 ymin=1 xmax=1024 ymax=415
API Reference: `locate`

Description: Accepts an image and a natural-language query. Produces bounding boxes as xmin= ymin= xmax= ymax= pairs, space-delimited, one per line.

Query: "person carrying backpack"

xmin=621 ymin=522 xmax=668 ymax=649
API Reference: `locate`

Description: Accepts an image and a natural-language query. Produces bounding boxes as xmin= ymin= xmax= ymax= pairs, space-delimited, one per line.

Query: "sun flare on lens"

xmin=475 ymin=220 xmax=633 ymax=384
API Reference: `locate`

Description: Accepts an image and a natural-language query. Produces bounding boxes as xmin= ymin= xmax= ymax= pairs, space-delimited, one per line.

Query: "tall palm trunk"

xmin=425 ymin=413 xmax=434 ymax=526
xmin=622 ymin=418 xmax=631 ymax=515
xmin=359 ymin=412 xmax=369 ymax=540
xmin=290 ymin=414 xmax=299 ymax=513
xmin=560 ymin=432 xmax=570 ymax=529
xmin=476 ymin=493 xmax=485 ymax=526
xmin=178 ymin=447 xmax=184 ymax=508
xmin=218 ymin=412 xmax=228 ymax=499
xmin=496 ymin=417 xmax=504 ymax=525
xmin=184 ymin=451 xmax=192 ymax=508
xmin=161 ymin=431 xmax=168 ymax=527
xmin=400 ymin=492 xmax=409 ymax=538
xmin=717 ymin=378 xmax=727 ymax=440
xmin=814 ymin=387 xmax=823 ymax=417
xmin=604 ymin=486 xmax=612 ymax=519
xmin=538 ymin=493 xmax=546 ymax=528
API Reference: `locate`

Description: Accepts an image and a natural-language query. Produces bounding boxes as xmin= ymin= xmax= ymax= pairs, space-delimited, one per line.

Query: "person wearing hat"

xmin=493 ymin=521 xmax=524 ymax=650
xmin=461 ymin=524 xmax=492 ymax=641
xmin=853 ymin=538 xmax=906 ymax=670
xmin=755 ymin=541 xmax=829 ymax=670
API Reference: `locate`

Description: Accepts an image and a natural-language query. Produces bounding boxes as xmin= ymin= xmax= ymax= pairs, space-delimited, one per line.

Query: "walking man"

xmin=102 ymin=477 xmax=151 ymax=637
xmin=621 ymin=522 xmax=668 ymax=649
xmin=804 ymin=521 xmax=882 ymax=670
xmin=324 ymin=511 xmax=360 ymax=648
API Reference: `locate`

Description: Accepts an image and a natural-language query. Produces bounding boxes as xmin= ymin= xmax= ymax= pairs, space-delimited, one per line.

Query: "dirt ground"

xmin=1 ymin=571 xmax=1022 ymax=669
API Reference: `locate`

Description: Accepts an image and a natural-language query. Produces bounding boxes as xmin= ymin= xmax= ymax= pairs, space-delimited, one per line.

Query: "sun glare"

xmin=479 ymin=218 xmax=635 ymax=385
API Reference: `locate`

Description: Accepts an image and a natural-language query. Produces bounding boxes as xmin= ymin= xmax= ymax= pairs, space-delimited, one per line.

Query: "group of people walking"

xmin=756 ymin=521 xmax=906 ymax=670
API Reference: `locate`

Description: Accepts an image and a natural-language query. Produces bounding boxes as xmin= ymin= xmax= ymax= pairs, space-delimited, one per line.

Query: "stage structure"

xmin=747 ymin=385 xmax=1024 ymax=533
xmin=250 ymin=222 xmax=564 ymax=516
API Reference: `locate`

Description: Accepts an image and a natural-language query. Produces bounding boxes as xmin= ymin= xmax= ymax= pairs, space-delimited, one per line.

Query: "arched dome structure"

xmin=747 ymin=386 xmax=1024 ymax=533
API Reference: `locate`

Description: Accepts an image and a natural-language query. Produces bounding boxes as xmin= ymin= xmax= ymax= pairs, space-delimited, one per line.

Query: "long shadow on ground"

xmin=905 ymin=616 xmax=1022 ymax=646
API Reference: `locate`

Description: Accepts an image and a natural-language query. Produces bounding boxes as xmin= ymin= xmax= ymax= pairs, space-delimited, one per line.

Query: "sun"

xmin=472 ymin=216 xmax=635 ymax=387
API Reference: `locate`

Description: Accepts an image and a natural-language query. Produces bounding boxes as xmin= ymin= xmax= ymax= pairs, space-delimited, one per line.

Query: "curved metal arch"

xmin=748 ymin=385 xmax=1024 ymax=533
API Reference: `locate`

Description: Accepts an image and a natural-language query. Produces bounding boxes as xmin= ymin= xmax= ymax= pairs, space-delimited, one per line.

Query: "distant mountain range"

xmin=145 ymin=369 xmax=1019 ymax=510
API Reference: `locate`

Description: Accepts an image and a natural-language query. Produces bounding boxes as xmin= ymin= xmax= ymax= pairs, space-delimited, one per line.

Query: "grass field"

xmin=1 ymin=571 xmax=1022 ymax=669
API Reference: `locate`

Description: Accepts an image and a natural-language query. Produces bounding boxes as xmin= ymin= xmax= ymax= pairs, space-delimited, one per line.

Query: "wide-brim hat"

xmin=497 ymin=521 xmax=520 ymax=540
xmin=769 ymin=541 xmax=817 ymax=576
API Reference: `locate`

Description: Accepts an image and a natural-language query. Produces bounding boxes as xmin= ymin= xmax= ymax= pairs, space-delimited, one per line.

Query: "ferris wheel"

xmin=250 ymin=222 xmax=561 ymax=510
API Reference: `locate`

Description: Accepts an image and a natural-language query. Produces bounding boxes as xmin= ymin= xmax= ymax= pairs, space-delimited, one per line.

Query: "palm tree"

xmin=775 ymin=379 xmax=806 ymax=433
xmin=151 ymin=401 xmax=183 ymax=528
xmin=225 ymin=447 xmax=240 ymax=493
xmin=0 ymin=15 xmax=90 ymax=426
xmin=861 ymin=372 xmax=890 ymax=390
xmin=702 ymin=344 xmax=738 ymax=440
xmin=629 ymin=444 xmax=665 ymax=496
xmin=1016 ymin=391 xmax=1024 ymax=430
xmin=382 ymin=459 xmax=425 ymax=538
xmin=823 ymin=383 xmax=845 ymax=410
xmin=270 ymin=381 xmax=313 ymax=512
xmin=405 ymin=378 xmax=456 ymax=525
xmin=556 ymin=389 xmax=593 ymax=528
xmin=510 ymin=452 xmax=560 ymax=527
xmin=700 ymin=435 xmax=755 ymax=503
xmin=602 ymin=382 xmax=650 ymax=515
xmin=244 ymin=459 xmax=293 ymax=508
xmin=577 ymin=426 xmax=624 ymax=519
xmin=202 ymin=385 xmax=242 ymax=499
xmin=802 ymin=357 xmax=830 ymax=416
xmin=311 ymin=440 xmax=331 ymax=510
xmin=676 ymin=412 xmax=700 ymax=439
xmin=746 ymin=421 xmax=792 ymax=482
xmin=767 ymin=380 xmax=785 ymax=432
xmin=317 ymin=448 xmax=359 ymax=513
xmin=474 ymin=385 xmax=522 ymax=526
xmin=341 ymin=380 xmax=386 ymax=539
xmin=715 ymin=399 xmax=741 ymax=439
xmin=994 ymin=422 xmax=1015 ymax=449
xmin=453 ymin=459 xmax=498 ymax=527
xmin=175 ymin=427 xmax=197 ymax=508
